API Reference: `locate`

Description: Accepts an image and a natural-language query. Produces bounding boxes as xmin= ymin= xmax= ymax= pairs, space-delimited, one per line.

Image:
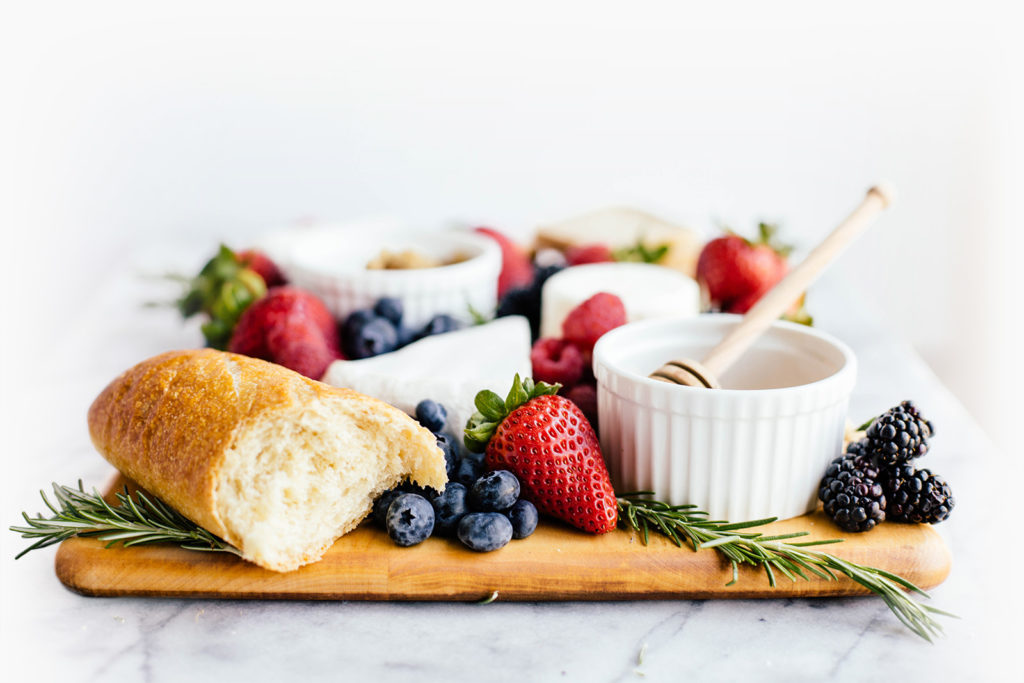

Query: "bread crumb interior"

xmin=214 ymin=401 xmax=440 ymax=571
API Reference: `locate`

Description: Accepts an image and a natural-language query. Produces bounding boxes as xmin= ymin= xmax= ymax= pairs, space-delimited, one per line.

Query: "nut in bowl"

xmin=273 ymin=224 xmax=502 ymax=329
xmin=593 ymin=314 xmax=856 ymax=521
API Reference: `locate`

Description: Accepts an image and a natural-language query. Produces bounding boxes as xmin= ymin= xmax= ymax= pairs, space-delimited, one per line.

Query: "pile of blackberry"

xmin=819 ymin=401 xmax=955 ymax=532
xmin=372 ymin=399 xmax=538 ymax=552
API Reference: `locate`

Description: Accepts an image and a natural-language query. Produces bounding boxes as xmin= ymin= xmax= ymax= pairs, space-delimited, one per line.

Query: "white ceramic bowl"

xmin=275 ymin=226 xmax=502 ymax=329
xmin=593 ymin=315 xmax=856 ymax=521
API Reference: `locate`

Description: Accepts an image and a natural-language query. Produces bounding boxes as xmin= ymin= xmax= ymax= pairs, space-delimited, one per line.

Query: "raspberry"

xmin=564 ymin=382 xmax=599 ymax=430
xmin=565 ymin=244 xmax=614 ymax=266
xmin=530 ymin=338 xmax=585 ymax=387
xmin=561 ymin=293 xmax=627 ymax=354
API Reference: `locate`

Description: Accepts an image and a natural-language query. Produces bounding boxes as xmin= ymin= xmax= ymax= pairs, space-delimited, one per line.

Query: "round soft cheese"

xmin=540 ymin=263 xmax=701 ymax=339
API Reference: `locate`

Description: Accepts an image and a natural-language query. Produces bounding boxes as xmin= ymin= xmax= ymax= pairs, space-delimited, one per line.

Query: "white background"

xmin=1 ymin=0 xmax=1020 ymax=454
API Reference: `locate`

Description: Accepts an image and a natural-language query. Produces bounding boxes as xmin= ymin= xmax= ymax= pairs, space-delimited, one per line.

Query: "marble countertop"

xmin=1 ymin=245 xmax=1018 ymax=682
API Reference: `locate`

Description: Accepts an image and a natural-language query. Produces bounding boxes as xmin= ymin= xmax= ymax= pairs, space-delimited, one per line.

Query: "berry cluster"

xmin=177 ymin=245 xmax=279 ymax=350
xmin=374 ymin=399 xmax=539 ymax=552
xmin=178 ymin=246 xmax=470 ymax=379
xmin=528 ymin=292 xmax=627 ymax=430
xmin=341 ymin=298 xmax=462 ymax=360
xmin=819 ymin=401 xmax=955 ymax=532
xmin=495 ymin=263 xmax=565 ymax=341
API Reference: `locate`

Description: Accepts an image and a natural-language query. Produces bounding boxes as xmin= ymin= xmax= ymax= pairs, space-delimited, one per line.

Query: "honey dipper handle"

xmin=701 ymin=185 xmax=894 ymax=377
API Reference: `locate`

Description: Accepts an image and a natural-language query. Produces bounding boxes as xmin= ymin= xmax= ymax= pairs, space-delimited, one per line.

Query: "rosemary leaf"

xmin=617 ymin=492 xmax=954 ymax=642
xmin=11 ymin=482 xmax=241 ymax=559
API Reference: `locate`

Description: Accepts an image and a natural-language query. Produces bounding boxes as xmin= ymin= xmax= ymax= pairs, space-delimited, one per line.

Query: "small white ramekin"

xmin=272 ymin=226 xmax=502 ymax=329
xmin=593 ymin=315 xmax=856 ymax=521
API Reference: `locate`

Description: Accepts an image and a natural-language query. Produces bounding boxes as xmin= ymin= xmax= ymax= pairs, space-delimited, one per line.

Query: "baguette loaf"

xmin=87 ymin=349 xmax=447 ymax=572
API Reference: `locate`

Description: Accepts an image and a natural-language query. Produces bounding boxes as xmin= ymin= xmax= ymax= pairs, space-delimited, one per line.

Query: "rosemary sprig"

xmin=617 ymin=492 xmax=955 ymax=642
xmin=10 ymin=482 xmax=241 ymax=559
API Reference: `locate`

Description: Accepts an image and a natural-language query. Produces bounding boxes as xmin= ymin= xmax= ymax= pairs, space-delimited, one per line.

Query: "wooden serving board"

xmin=54 ymin=478 xmax=951 ymax=601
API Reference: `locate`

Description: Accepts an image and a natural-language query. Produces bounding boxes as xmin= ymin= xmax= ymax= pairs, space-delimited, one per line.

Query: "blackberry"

xmin=495 ymin=264 xmax=564 ymax=341
xmin=880 ymin=464 xmax=955 ymax=524
xmin=844 ymin=438 xmax=870 ymax=458
xmin=531 ymin=263 xmax=565 ymax=290
xmin=495 ymin=286 xmax=540 ymax=338
xmin=818 ymin=453 xmax=886 ymax=532
xmin=865 ymin=401 xmax=934 ymax=466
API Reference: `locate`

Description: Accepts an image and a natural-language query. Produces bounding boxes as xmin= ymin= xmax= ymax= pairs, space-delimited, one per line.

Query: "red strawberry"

xmin=530 ymin=338 xmax=585 ymax=388
xmin=238 ymin=249 xmax=286 ymax=288
xmin=561 ymin=292 xmax=627 ymax=358
xmin=696 ymin=223 xmax=790 ymax=312
xmin=176 ymin=245 xmax=268 ymax=350
xmin=229 ymin=286 xmax=342 ymax=379
xmin=464 ymin=376 xmax=618 ymax=534
xmin=474 ymin=227 xmax=535 ymax=298
xmin=565 ymin=243 xmax=614 ymax=266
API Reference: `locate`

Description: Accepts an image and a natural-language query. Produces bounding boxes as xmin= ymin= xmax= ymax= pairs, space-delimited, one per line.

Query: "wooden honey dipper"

xmin=650 ymin=185 xmax=894 ymax=388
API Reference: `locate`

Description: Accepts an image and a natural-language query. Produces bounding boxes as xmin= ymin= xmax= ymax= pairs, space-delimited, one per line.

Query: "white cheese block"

xmin=540 ymin=263 xmax=701 ymax=339
xmin=535 ymin=206 xmax=704 ymax=276
xmin=321 ymin=316 xmax=532 ymax=436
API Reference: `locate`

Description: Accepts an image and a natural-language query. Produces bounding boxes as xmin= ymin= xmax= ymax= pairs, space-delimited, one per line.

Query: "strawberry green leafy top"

xmin=463 ymin=374 xmax=560 ymax=452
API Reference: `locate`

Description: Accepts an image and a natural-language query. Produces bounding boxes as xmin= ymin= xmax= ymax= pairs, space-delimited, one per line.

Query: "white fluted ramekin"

xmin=593 ymin=315 xmax=856 ymax=521
xmin=276 ymin=227 xmax=502 ymax=329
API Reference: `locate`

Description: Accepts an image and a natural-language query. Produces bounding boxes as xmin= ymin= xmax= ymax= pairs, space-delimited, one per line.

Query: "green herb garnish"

xmin=10 ymin=482 xmax=240 ymax=559
xmin=617 ymin=492 xmax=955 ymax=642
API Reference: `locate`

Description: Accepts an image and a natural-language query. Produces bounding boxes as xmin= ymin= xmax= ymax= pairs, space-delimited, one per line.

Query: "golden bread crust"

xmin=86 ymin=349 xmax=442 ymax=551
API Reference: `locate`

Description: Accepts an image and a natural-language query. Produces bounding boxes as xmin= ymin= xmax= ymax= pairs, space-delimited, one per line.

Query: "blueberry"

xmin=372 ymin=489 xmax=402 ymax=529
xmin=416 ymin=399 xmax=448 ymax=433
xmin=507 ymin=499 xmax=538 ymax=539
xmin=343 ymin=309 xmax=376 ymax=330
xmin=469 ymin=470 xmax=520 ymax=512
xmin=417 ymin=314 xmax=462 ymax=339
xmin=385 ymin=493 xmax=435 ymax=547
xmin=435 ymin=432 xmax=458 ymax=477
xmin=431 ymin=482 xmax=469 ymax=535
xmin=343 ymin=316 xmax=399 ymax=359
xmin=457 ymin=512 xmax=513 ymax=552
xmin=373 ymin=297 xmax=403 ymax=325
xmin=396 ymin=324 xmax=418 ymax=348
xmin=455 ymin=452 xmax=486 ymax=487
xmin=340 ymin=309 xmax=376 ymax=354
